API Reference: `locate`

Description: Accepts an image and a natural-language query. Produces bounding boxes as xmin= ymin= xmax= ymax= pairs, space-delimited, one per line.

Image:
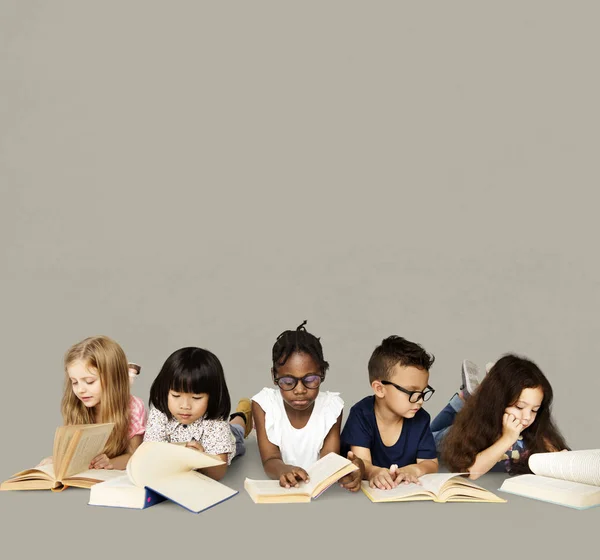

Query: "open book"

xmin=361 ymin=473 xmax=506 ymax=503
xmin=244 ymin=452 xmax=358 ymax=503
xmin=1 ymin=423 xmax=123 ymax=491
xmin=89 ymin=441 xmax=238 ymax=512
xmin=499 ymin=449 xmax=600 ymax=509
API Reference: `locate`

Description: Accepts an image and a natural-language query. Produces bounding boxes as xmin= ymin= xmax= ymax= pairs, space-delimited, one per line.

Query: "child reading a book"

xmin=40 ymin=335 xmax=147 ymax=470
xmin=143 ymin=347 xmax=252 ymax=481
xmin=340 ymin=336 xmax=439 ymax=490
xmin=252 ymin=321 xmax=364 ymax=491
xmin=432 ymin=354 xmax=569 ymax=479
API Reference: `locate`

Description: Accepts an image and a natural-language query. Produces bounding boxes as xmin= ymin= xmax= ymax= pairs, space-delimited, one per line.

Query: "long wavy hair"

xmin=61 ymin=336 xmax=131 ymax=458
xmin=441 ymin=354 xmax=568 ymax=475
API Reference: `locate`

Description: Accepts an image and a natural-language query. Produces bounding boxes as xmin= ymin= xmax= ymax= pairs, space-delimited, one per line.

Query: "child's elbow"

xmin=467 ymin=469 xmax=482 ymax=481
xmin=212 ymin=468 xmax=227 ymax=481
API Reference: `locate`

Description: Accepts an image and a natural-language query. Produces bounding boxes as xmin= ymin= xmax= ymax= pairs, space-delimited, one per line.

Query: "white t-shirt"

xmin=252 ymin=387 xmax=344 ymax=470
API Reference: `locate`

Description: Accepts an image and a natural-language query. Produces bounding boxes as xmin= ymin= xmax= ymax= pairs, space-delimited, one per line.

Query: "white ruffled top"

xmin=252 ymin=387 xmax=344 ymax=470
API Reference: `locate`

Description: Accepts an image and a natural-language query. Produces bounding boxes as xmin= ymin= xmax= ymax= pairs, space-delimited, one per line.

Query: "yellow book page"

xmin=437 ymin=476 xmax=505 ymax=502
xmin=3 ymin=463 xmax=56 ymax=482
xmin=360 ymin=480 xmax=435 ymax=502
xmin=64 ymin=469 xmax=125 ymax=488
xmin=60 ymin=424 xmax=114 ymax=480
xmin=244 ymin=478 xmax=311 ymax=501
xmin=127 ymin=442 xmax=224 ymax=487
xmin=0 ymin=478 xmax=58 ymax=491
xmin=52 ymin=425 xmax=80 ymax=477
xmin=304 ymin=452 xmax=357 ymax=496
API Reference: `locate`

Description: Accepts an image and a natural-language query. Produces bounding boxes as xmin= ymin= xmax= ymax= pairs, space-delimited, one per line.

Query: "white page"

xmin=529 ymin=449 xmax=600 ymax=486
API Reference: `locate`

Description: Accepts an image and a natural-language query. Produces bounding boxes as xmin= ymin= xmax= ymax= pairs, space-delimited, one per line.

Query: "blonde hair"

xmin=61 ymin=336 xmax=131 ymax=458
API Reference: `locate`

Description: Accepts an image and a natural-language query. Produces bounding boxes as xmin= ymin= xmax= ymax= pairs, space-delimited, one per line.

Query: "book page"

xmin=304 ymin=452 xmax=355 ymax=494
xmin=501 ymin=474 xmax=600 ymax=508
xmin=0 ymin=463 xmax=56 ymax=487
xmin=88 ymin=475 xmax=147 ymax=508
xmin=361 ymin=480 xmax=434 ymax=502
xmin=147 ymin=470 xmax=237 ymax=513
xmin=60 ymin=424 xmax=115 ymax=480
xmin=244 ymin=479 xmax=309 ymax=497
xmin=529 ymin=449 xmax=600 ymax=486
xmin=66 ymin=469 xmax=125 ymax=482
xmin=418 ymin=473 xmax=469 ymax=495
xmin=52 ymin=425 xmax=80 ymax=477
xmin=127 ymin=442 xmax=224 ymax=487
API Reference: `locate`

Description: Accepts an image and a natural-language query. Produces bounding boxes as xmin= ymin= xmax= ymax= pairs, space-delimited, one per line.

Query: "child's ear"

xmin=271 ymin=368 xmax=277 ymax=385
xmin=371 ymin=379 xmax=385 ymax=398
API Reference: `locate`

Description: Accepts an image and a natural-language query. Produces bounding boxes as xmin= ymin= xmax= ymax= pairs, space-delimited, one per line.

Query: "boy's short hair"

xmin=368 ymin=336 xmax=435 ymax=383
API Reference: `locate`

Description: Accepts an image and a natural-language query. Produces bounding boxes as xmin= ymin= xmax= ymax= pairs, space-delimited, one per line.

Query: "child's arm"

xmin=252 ymin=400 xmax=309 ymax=488
xmin=319 ymin=413 xmax=342 ymax=457
xmin=468 ymin=412 xmax=522 ymax=480
xmin=393 ymin=418 xmax=439 ymax=482
xmin=89 ymin=435 xmax=144 ymax=470
xmin=393 ymin=458 xmax=439 ymax=482
xmin=318 ymin=413 xmax=364 ymax=492
xmin=350 ymin=446 xmax=397 ymax=490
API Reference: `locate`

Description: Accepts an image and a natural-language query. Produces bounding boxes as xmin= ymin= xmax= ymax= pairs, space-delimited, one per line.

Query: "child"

xmin=433 ymin=355 xmax=569 ymax=479
xmin=340 ymin=336 xmax=439 ymax=490
xmin=252 ymin=321 xmax=363 ymax=491
xmin=55 ymin=335 xmax=147 ymax=470
xmin=143 ymin=346 xmax=252 ymax=481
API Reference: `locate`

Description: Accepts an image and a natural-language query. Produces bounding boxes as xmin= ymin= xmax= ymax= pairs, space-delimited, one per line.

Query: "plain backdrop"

xmin=1 ymin=1 xmax=598 ymax=558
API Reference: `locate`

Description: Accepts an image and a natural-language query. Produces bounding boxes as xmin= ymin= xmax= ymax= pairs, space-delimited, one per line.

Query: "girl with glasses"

xmin=434 ymin=355 xmax=568 ymax=479
xmin=252 ymin=321 xmax=364 ymax=491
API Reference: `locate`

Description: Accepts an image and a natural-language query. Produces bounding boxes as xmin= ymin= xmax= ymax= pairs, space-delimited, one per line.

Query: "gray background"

xmin=1 ymin=1 xmax=598 ymax=557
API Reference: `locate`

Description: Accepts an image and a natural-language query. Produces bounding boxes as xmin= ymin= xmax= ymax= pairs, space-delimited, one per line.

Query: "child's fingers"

xmin=279 ymin=474 xmax=290 ymax=488
xmin=293 ymin=468 xmax=309 ymax=483
xmin=373 ymin=477 xmax=386 ymax=490
xmin=339 ymin=470 xmax=361 ymax=488
xmin=287 ymin=472 xmax=301 ymax=487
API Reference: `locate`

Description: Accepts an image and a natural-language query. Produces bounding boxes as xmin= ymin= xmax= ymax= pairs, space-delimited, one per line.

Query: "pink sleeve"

xmin=128 ymin=395 xmax=147 ymax=439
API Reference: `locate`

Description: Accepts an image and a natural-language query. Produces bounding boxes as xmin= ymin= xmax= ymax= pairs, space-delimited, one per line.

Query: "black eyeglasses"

xmin=380 ymin=380 xmax=435 ymax=403
xmin=273 ymin=374 xmax=324 ymax=391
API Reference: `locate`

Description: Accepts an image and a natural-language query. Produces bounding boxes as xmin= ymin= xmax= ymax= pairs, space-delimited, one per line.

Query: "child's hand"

xmin=392 ymin=464 xmax=421 ymax=485
xmin=279 ymin=465 xmax=310 ymax=489
xmin=89 ymin=454 xmax=114 ymax=470
xmin=502 ymin=412 xmax=524 ymax=444
xmin=185 ymin=440 xmax=205 ymax=452
xmin=338 ymin=451 xmax=364 ymax=492
xmin=369 ymin=467 xmax=398 ymax=490
xmin=36 ymin=456 xmax=53 ymax=467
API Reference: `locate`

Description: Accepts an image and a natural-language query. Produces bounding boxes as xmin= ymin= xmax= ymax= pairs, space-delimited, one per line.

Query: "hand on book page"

xmin=337 ymin=452 xmax=364 ymax=492
xmin=278 ymin=465 xmax=310 ymax=489
xmin=184 ymin=440 xmax=205 ymax=453
xmin=89 ymin=454 xmax=114 ymax=470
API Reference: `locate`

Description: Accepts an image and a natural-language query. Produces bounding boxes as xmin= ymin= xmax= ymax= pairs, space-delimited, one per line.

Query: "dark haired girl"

xmin=431 ymin=355 xmax=568 ymax=479
xmin=252 ymin=321 xmax=364 ymax=490
xmin=144 ymin=347 xmax=252 ymax=481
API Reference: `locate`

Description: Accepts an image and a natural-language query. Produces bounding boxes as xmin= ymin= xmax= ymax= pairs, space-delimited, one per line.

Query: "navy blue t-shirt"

xmin=340 ymin=395 xmax=437 ymax=468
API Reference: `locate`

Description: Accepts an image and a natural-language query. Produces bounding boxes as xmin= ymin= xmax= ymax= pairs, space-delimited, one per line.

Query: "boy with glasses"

xmin=341 ymin=336 xmax=439 ymax=490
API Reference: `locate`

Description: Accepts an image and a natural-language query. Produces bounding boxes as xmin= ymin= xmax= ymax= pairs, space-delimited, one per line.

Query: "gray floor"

xmin=2 ymin=434 xmax=597 ymax=559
